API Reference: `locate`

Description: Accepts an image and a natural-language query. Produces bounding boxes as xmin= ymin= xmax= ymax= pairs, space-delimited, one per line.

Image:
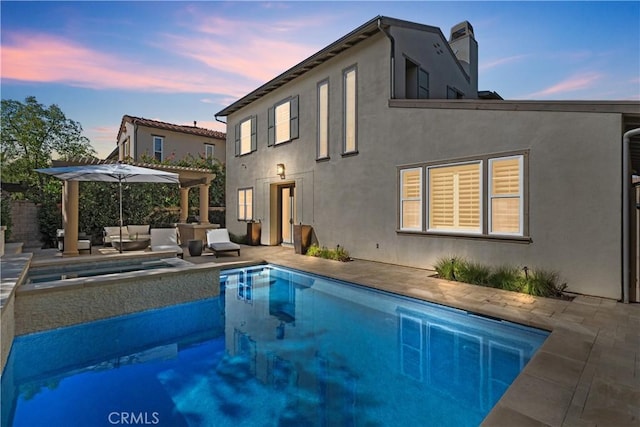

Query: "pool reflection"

xmin=220 ymin=265 xmax=548 ymax=427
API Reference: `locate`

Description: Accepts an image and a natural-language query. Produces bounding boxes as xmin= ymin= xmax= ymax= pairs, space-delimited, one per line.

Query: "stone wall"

xmin=9 ymin=200 xmax=42 ymax=247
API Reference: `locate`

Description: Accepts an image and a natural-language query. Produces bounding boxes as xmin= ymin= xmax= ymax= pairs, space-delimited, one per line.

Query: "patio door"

xmin=280 ymin=185 xmax=295 ymax=245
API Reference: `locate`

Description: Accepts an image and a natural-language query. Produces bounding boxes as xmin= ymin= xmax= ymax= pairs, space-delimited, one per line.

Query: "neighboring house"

xmin=112 ymin=115 xmax=226 ymax=164
xmin=215 ymin=15 xmax=640 ymax=301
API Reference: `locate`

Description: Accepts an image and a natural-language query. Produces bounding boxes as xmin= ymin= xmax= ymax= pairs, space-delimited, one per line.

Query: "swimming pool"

xmin=1 ymin=264 xmax=548 ymax=426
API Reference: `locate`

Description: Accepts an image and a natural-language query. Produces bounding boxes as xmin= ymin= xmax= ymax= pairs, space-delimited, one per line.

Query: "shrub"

xmin=306 ymin=244 xmax=351 ymax=262
xmin=434 ymin=256 xmax=462 ymax=281
xmin=487 ymin=265 xmax=523 ymax=291
xmin=434 ymin=256 xmax=566 ymax=299
xmin=522 ymin=269 xmax=566 ymax=298
xmin=306 ymin=243 xmax=322 ymax=257
xmin=331 ymin=245 xmax=351 ymax=262
xmin=457 ymin=261 xmax=491 ymax=286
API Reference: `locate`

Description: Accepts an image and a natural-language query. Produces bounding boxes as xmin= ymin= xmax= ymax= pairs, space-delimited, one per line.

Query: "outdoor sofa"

xmin=103 ymin=225 xmax=151 ymax=246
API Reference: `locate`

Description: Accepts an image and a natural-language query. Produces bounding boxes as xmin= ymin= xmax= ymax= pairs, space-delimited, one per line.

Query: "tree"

xmin=1 ymin=96 xmax=96 ymax=199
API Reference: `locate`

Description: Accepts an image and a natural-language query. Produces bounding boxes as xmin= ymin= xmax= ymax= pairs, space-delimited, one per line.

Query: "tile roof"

xmin=120 ymin=115 xmax=225 ymax=139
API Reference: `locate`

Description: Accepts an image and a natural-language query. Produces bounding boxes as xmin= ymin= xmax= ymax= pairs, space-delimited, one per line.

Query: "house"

xmin=112 ymin=115 xmax=226 ymax=164
xmin=215 ymin=16 xmax=640 ymax=301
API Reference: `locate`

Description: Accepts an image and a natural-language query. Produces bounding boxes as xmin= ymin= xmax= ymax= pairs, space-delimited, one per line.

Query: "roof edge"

xmin=216 ymin=15 xmax=394 ymax=117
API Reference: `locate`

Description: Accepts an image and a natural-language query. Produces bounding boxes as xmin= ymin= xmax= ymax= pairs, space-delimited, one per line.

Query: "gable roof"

xmin=118 ymin=115 xmax=226 ymax=141
xmin=215 ymin=16 xmax=450 ymax=118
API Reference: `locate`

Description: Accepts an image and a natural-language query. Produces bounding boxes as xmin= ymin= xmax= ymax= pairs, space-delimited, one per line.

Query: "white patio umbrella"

xmin=35 ymin=163 xmax=180 ymax=253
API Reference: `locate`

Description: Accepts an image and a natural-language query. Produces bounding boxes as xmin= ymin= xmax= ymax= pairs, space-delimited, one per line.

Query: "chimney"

xmin=448 ymin=21 xmax=478 ymax=97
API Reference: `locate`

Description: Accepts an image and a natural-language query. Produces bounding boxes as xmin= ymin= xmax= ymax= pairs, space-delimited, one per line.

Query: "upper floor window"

xmin=234 ymin=116 xmax=257 ymax=156
xmin=238 ymin=187 xmax=253 ymax=221
xmin=205 ymin=144 xmax=215 ymax=159
xmin=268 ymin=96 xmax=299 ymax=146
xmin=317 ymin=79 xmax=329 ymax=160
xmin=343 ymin=65 xmax=357 ymax=155
xmin=153 ymin=136 xmax=163 ymax=161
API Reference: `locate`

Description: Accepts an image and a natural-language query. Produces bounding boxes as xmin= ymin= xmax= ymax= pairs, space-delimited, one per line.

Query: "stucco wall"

xmin=225 ymin=34 xmax=390 ymax=242
xmin=224 ymin=30 xmax=624 ymax=299
xmin=391 ymin=25 xmax=476 ymax=99
xmin=134 ymin=125 xmax=226 ymax=164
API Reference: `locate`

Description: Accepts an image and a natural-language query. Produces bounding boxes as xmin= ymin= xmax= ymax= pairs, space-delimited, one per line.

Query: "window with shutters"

xmin=268 ymin=96 xmax=299 ymax=146
xmin=428 ymin=162 xmax=482 ymax=233
xmin=238 ymin=188 xmax=253 ymax=221
xmin=400 ymin=168 xmax=422 ymax=230
xmin=234 ymin=116 xmax=256 ymax=156
xmin=489 ymin=156 xmax=523 ymax=235
xmin=343 ymin=65 xmax=357 ymax=155
xmin=397 ymin=152 xmax=527 ymax=238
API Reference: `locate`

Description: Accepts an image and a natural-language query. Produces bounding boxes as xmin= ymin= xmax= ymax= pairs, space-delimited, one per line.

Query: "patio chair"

xmin=150 ymin=228 xmax=183 ymax=258
xmin=57 ymin=229 xmax=92 ymax=254
xmin=206 ymin=229 xmax=241 ymax=257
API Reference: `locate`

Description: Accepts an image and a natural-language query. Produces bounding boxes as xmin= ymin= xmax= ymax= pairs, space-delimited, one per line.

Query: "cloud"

xmin=1 ymin=31 xmax=250 ymax=98
xmin=86 ymin=124 xmax=119 ymax=158
xmin=479 ymin=54 xmax=530 ymax=71
xmin=526 ymin=72 xmax=604 ymax=98
xmin=160 ymin=15 xmax=321 ymax=85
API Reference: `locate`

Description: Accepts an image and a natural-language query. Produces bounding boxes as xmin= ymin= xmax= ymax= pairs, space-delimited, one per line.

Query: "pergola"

xmin=51 ymin=159 xmax=216 ymax=256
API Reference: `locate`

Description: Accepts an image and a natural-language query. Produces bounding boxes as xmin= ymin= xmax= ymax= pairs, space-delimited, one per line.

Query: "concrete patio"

xmin=4 ymin=243 xmax=639 ymax=426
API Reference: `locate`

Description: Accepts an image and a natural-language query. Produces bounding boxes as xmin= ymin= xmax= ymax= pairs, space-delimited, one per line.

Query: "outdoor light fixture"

xmin=277 ymin=163 xmax=285 ymax=179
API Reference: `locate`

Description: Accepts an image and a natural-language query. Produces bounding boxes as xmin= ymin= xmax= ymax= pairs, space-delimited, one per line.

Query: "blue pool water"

xmin=1 ymin=264 xmax=548 ymax=427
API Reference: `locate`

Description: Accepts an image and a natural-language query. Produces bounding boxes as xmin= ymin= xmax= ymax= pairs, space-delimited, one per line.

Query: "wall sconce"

xmin=276 ymin=163 xmax=285 ymax=179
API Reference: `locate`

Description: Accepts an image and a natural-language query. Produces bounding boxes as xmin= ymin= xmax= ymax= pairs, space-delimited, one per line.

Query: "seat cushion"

xmin=209 ymin=241 xmax=240 ymax=252
xmin=127 ymin=225 xmax=150 ymax=236
xmin=77 ymin=239 xmax=91 ymax=253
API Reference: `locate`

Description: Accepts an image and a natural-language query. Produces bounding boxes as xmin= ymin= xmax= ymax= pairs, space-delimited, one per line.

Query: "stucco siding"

xmin=225 ymin=34 xmax=390 ymax=241
xmin=224 ymin=25 xmax=624 ymax=300
xmin=391 ymin=26 xmax=475 ymax=99
xmin=134 ymin=125 xmax=225 ymax=163
xmin=363 ymin=108 xmax=621 ymax=299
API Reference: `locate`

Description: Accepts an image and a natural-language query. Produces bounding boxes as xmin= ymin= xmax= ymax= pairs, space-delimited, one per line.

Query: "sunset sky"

xmin=2 ymin=1 xmax=639 ymax=158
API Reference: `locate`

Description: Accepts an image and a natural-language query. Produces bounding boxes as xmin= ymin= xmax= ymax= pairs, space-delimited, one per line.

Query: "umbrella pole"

xmin=119 ymin=179 xmax=123 ymax=253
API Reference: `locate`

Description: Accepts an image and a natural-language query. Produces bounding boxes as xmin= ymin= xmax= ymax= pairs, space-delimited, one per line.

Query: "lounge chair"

xmin=150 ymin=228 xmax=183 ymax=258
xmin=206 ymin=229 xmax=241 ymax=257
